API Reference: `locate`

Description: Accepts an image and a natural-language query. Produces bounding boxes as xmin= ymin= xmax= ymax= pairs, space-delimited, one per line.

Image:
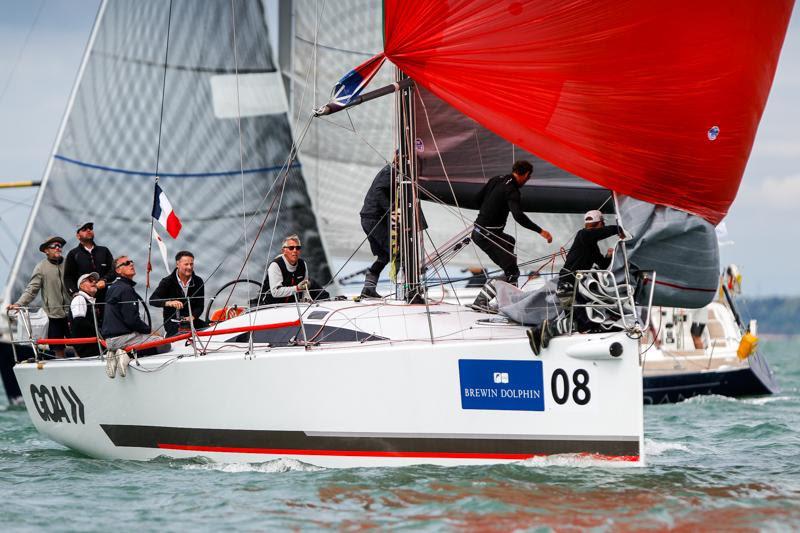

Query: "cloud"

xmin=750 ymin=140 xmax=800 ymax=158
xmin=736 ymin=174 xmax=800 ymax=209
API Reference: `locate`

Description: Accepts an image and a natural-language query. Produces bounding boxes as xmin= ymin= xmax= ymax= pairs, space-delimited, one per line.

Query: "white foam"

xmin=741 ymin=396 xmax=792 ymax=405
xmin=645 ymin=438 xmax=689 ymax=456
xmin=680 ymin=394 xmax=738 ymax=405
xmin=519 ymin=454 xmax=641 ymax=468
xmin=181 ymin=457 xmax=325 ymax=473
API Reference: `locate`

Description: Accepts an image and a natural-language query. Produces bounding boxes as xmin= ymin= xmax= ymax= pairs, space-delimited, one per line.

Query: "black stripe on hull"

xmin=643 ymin=364 xmax=776 ymax=405
xmin=100 ymin=424 xmax=640 ymax=458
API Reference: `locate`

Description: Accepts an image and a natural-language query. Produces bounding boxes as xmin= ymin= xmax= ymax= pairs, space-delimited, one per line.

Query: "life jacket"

xmin=260 ymin=256 xmax=307 ymax=305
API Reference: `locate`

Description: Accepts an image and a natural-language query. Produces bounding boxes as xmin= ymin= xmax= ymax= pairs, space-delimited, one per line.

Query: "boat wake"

xmin=180 ymin=457 xmax=325 ymax=474
xmin=518 ymin=453 xmax=641 ymax=468
xmin=741 ymin=396 xmax=793 ymax=406
xmin=681 ymin=394 xmax=789 ymax=406
xmin=644 ymin=438 xmax=689 ymax=456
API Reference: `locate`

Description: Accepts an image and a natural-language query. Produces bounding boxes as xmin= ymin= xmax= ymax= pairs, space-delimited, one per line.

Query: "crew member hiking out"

xmin=471 ymin=160 xmax=552 ymax=310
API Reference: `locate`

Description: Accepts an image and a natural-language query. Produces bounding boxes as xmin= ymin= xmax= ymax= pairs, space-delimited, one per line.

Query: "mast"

xmin=394 ymin=68 xmax=424 ymax=304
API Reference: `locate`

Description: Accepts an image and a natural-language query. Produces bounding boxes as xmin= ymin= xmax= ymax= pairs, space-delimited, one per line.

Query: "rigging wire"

xmin=415 ymin=90 xmax=488 ymax=274
xmin=145 ymin=0 xmax=174 ymax=301
xmin=229 ymin=0 xmax=253 ymax=328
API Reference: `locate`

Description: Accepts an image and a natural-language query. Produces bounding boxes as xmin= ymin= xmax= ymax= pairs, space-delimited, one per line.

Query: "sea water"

xmin=1 ymin=338 xmax=798 ymax=530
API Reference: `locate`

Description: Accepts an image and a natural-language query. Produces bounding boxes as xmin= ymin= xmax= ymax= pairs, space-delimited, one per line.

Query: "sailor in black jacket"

xmin=558 ymin=209 xmax=622 ymax=289
xmin=359 ymin=162 xmax=394 ymax=298
xmin=472 ymin=160 xmax=552 ymax=285
xmin=149 ymin=250 xmax=206 ymax=337
xmin=527 ymin=210 xmax=625 ymax=354
xmin=358 ymin=153 xmax=427 ymax=298
xmin=63 ymin=222 xmax=115 ymax=296
xmin=470 ymin=161 xmax=552 ymax=310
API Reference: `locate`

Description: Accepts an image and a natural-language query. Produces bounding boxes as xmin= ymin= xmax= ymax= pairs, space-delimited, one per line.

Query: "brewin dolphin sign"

xmin=459 ymin=360 xmax=545 ymax=411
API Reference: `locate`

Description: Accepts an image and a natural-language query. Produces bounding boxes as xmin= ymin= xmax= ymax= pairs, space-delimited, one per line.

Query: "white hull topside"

xmin=15 ymin=300 xmax=644 ymax=468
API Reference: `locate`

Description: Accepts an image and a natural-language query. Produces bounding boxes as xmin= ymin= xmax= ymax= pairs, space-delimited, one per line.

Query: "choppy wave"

xmin=741 ymin=395 xmax=793 ymax=405
xmin=645 ymin=438 xmax=690 ymax=456
xmin=181 ymin=457 xmax=325 ymax=473
xmin=518 ymin=453 xmax=641 ymax=468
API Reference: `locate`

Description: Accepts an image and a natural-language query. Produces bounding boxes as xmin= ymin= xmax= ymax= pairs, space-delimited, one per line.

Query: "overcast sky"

xmin=0 ymin=1 xmax=798 ymax=297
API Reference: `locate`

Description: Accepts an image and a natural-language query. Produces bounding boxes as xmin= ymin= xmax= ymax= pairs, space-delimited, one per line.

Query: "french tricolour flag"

xmin=152 ymin=182 xmax=182 ymax=239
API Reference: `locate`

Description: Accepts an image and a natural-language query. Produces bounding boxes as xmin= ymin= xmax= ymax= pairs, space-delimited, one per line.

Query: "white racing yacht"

xmin=6 ymin=0 xmax=793 ymax=468
xmin=14 ymin=298 xmax=644 ymax=466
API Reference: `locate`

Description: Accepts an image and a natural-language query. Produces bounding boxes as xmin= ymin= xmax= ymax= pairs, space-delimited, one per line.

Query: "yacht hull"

xmin=14 ymin=318 xmax=644 ymax=467
xmin=643 ymin=351 xmax=779 ymax=404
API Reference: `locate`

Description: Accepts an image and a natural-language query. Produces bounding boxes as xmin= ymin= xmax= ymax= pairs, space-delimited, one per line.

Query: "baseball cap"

xmin=584 ymin=210 xmax=604 ymax=224
xmin=77 ymin=272 xmax=100 ymax=286
xmin=77 ymin=222 xmax=94 ymax=232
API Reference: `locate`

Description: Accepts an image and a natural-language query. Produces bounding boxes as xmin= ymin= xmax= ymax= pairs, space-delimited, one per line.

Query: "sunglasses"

xmin=48 ymin=243 xmax=63 ymax=249
xmin=283 ymin=246 xmax=302 ymax=251
xmin=116 ymin=260 xmax=134 ymax=268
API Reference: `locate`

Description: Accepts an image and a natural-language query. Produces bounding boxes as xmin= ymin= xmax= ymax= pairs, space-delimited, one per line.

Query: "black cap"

xmin=39 ymin=236 xmax=66 ymax=252
xmin=77 ymin=222 xmax=94 ymax=232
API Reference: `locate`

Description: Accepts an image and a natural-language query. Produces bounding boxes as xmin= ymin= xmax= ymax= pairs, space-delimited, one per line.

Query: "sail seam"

xmin=91 ymin=49 xmax=276 ymax=75
xmin=52 ymin=155 xmax=299 ymax=178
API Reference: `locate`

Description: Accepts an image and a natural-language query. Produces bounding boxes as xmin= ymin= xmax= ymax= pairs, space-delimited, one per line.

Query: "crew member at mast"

xmin=471 ymin=160 xmax=552 ymax=309
xmin=359 ymin=152 xmax=427 ymax=298
xmin=359 ymin=155 xmax=396 ymax=298
xmin=149 ymin=250 xmax=206 ymax=337
xmin=259 ymin=235 xmax=328 ymax=305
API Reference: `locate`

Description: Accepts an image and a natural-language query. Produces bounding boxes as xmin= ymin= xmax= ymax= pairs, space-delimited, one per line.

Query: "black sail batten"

xmin=419 ymin=180 xmax=613 ymax=214
xmin=3 ymin=0 xmax=332 ymax=317
xmin=413 ymin=86 xmax=611 ymax=214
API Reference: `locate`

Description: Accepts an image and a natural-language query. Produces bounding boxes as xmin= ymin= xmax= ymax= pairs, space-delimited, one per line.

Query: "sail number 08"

xmin=551 ymin=368 xmax=591 ymax=405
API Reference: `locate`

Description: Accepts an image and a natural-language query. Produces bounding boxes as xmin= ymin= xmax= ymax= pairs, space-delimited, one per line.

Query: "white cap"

xmin=584 ymin=209 xmax=604 ymax=224
xmin=77 ymin=272 xmax=99 ymax=287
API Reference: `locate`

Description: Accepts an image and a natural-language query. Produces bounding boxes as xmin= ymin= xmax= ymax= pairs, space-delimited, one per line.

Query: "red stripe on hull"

xmin=158 ymin=443 xmax=639 ymax=462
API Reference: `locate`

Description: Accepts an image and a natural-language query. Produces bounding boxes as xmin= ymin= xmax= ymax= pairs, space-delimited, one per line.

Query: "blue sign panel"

xmin=459 ymin=359 xmax=545 ymax=411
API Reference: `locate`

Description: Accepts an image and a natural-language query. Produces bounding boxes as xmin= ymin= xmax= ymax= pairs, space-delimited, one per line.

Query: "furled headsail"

xmin=3 ymin=0 xmax=331 ymax=312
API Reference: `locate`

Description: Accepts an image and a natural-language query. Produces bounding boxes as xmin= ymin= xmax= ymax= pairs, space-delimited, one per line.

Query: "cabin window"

xmin=228 ymin=325 xmax=386 ymax=346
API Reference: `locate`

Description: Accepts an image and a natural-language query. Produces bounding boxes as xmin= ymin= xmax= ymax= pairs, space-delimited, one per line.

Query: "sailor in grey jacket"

xmin=11 ymin=236 xmax=71 ymax=319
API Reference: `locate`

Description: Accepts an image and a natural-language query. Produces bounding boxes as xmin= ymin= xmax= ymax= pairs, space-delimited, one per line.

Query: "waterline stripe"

xmin=101 ymin=424 xmax=641 ymax=458
xmin=53 ymin=154 xmax=300 ymax=178
xmin=158 ymin=443 xmax=639 ymax=462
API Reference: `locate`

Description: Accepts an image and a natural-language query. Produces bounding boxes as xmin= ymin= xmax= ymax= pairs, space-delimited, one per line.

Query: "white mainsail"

xmin=2 ymin=0 xmax=331 ymax=319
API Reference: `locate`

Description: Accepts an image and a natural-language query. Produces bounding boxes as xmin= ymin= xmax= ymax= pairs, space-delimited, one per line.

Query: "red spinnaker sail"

xmin=382 ymin=0 xmax=794 ymax=224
